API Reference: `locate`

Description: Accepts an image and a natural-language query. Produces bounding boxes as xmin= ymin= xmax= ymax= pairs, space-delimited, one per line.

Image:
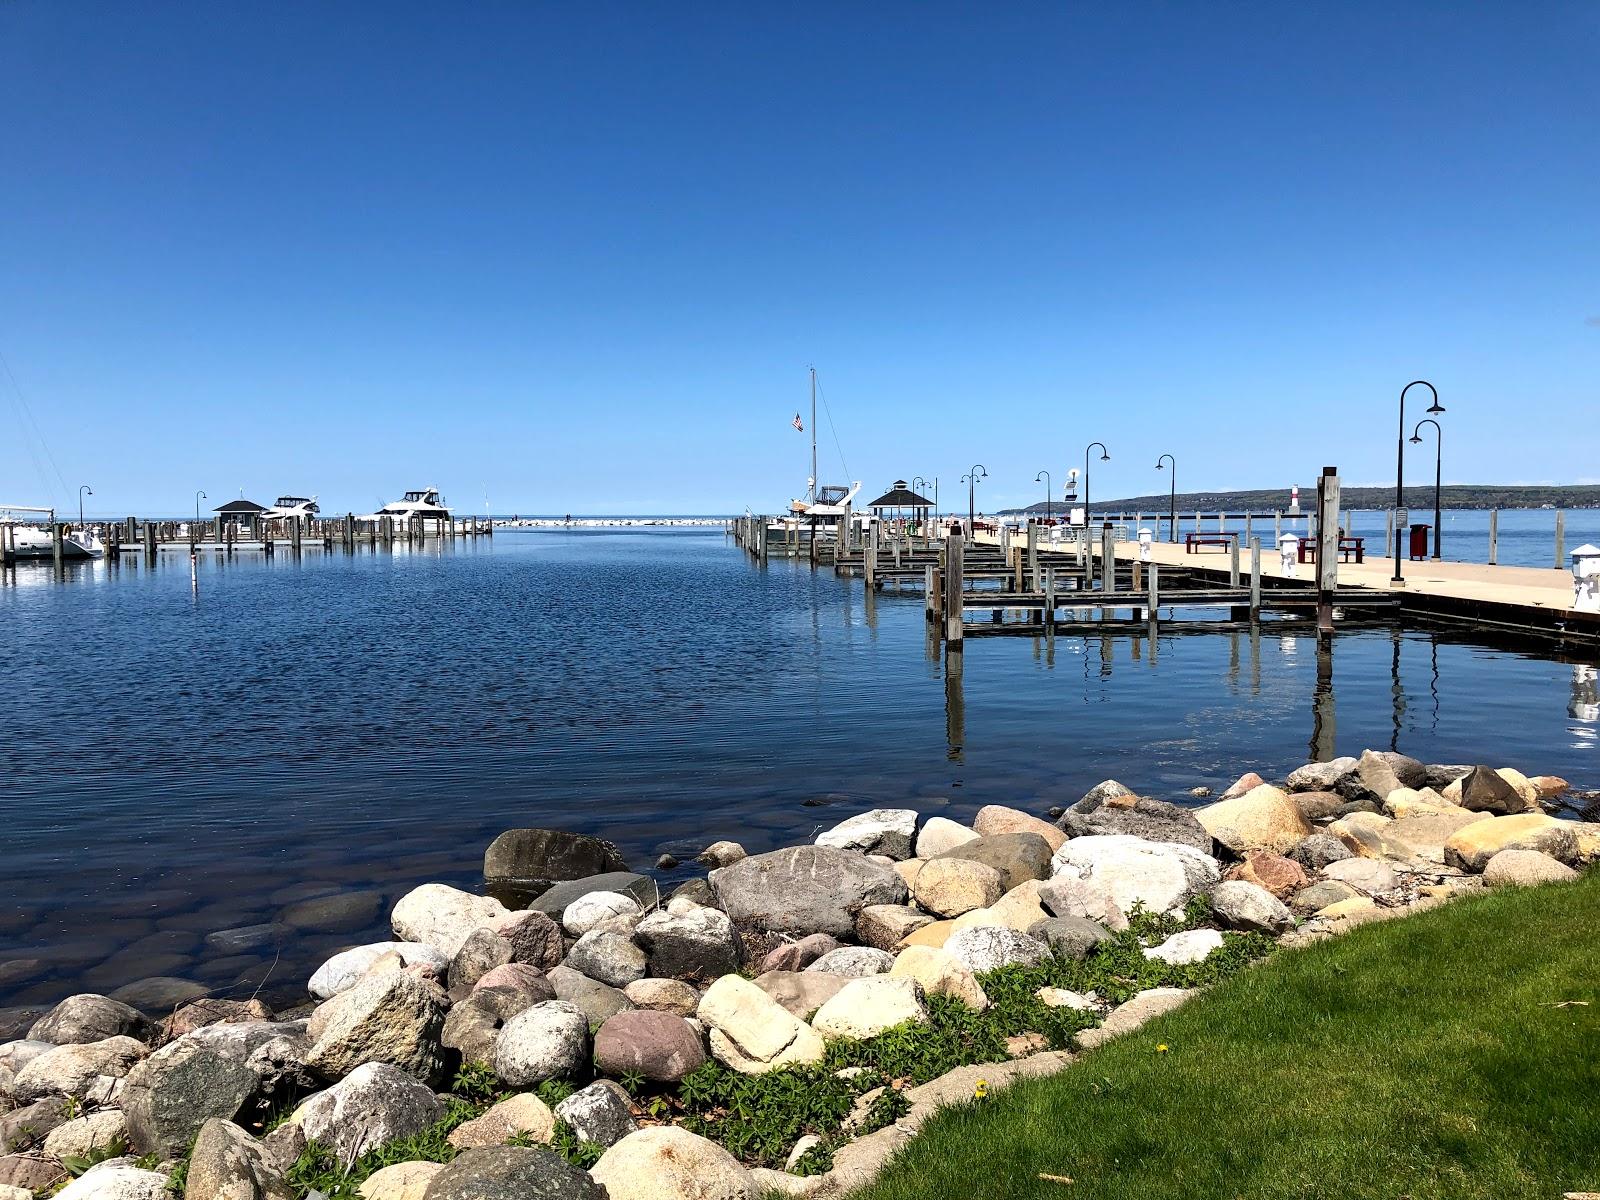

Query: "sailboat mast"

xmin=809 ymin=367 xmax=818 ymax=504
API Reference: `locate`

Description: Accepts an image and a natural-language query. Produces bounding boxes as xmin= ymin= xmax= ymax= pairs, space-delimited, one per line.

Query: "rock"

xmin=1530 ymin=775 xmax=1570 ymax=800
xmin=750 ymin=972 xmax=850 ymax=1020
xmin=1050 ymin=835 xmax=1220 ymax=917
xmin=1036 ymin=876 xmax=1129 ymax=932
xmin=1482 ymin=849 xmax=1580 ymax=887
xmin=443 ymin=984 xmax=550 ymax=1066
xmin=29 ymin=996 xmax=152 ymax=1047
xmin=655 ymin=853 xmax=679 ymax=870
xmin=1322 ymin=858 xmax=1400 ymax=894
xmin=391 ymin=885 xmax=510 ymax=958
xmin=1 ymin=1095 xmax=68 ymax=1152
xmin=1314 ymin=897 xmax=1378 ymax=920
xmin=360 ymin=1163 xmax=444 ymax=1200
xmin=1290 ymin=791 xmax=1349 ymax=822
xmin=1220 ymin=772 xmax=1266 ymax=799
xmin=1571 ymin=823 xmax=1600 ymax=865
xmin=294 ymin=1062 xmax=444 ymax=1161
xmin=561 ymin=893 xmax=642 ymax=938
xmin=54 ymin=1167 xmax=169 ymax=1200
xmin=491 ymin=911 xmax=567 ymax=972
xmin=0 ymin=1155 xmax=66 ymax=1194
xmin=476 ymin=962 xmax=557 ymax=995
xmin=563 ymin=930 xmax=648 ymax=988
xmin=529 ymin=874 xmax=658 ymax=920
xmin=304 ymin=969 xmax=445 ymax=1084
xmin=545 ymin=967 xmax=633 ymax=1030
xmin=422 ymin=1145 xmax=606 ymax=1200
xmin=804 ymin=947 xmax=894 ymax=977
xmin=912 ymin=818 xmax=978 ymax=858
xmin=1286 ymin=757 xmax=1357 ymax=792
xmin=888 ymin=946 xmax=988 ymax=1010
xmin=493 ymin=1002 xmax=589 ymax=1086
xmin=710 ymin=847 xmax=906 ymax=938
xmin=1211 ymin=880 xmax=1294 ymax=933
xmin=952 ymin=878 xmax=1049 ymax=933
xmin=911 ymin=857 xmax=1005 ymax=918
xmin=1384 ymin=810 xmax=1499 ymax=865
xmin=590 ymin=1126 xmax=756 ymax=1200
xmin=163 ymin=999 xmax=273 ymax=1041
xmin=1074 ymin=988 xmax=1193 ymax=1050
xmin=855 ymin=905 xmax=934 ymax=951
xmin=447 ymin=1093 xmax=556 ymax=1149
xmin=1076 ymin=779 xmax=1135 ymax=808
xmin=449 ymin=929 xmax=515 ymax=992
xmin=1026 ymin=916 xmax=1111 ymax=959
xmin=812 ymin=976 xmax=927 ymax=1040
xmin=483 ymin=829 xmax=629 ymax=903
xmin=308 ymin=943 xmax=450 ymax=1000
xmin=890 ymin=859 xmax=924 ymax=890
xmin=1381 ymin=787 xmax=1457 ymax=818
xmin=622 ymin=978 xmax=699 ymax=1017
xmin=696 ymin=841 xmax=747 ymax=868
xmin=593 ymin=1010 xmax=706 ymax=1082
xmin=897 ymin=920 xmax=956 ymax=949
xmin=1456 ymin=766 xmax=1530 ymax=815
xmin=814 ymin=809 xmax=918 ymax=860
xmin=245 ymin=1034 xmax=315 ymax=1105
xmin=1036 ymin=987 xmax=1096 ymax=1010
xmin=759 ymin=933 xmax=838 ymax=973
xmin=972 ymin=806 xmax=1067 ymax=852
xmin=696 ymin=976 xmax=825 ymax=1074
xmin=12 ymin=1037 xmax=148 ymax=1103
xmin=280 ymin=889 xmax=385 ymax=934
xmin=1143 ymin=929 xmax=1225 ymax=965
xmin=1290 ymin=834 xmax=1354 ymax=872
xmin=44 ymin=1110 xmax=130 ymax=1161
xmin=109 ymin=978 xmax=210 ymax=1013
xmin=184 ymin=1117 xmax=290 ymax=1200
xmin=1224 ymin=852 xmax=1308 ymax=900
xmin=1290 ymin=879 xmax=1359 ymax=913
xmin=633 ymin=904 xmax=741 ymax=980
xmin=930 ymin=833 xmax=1054 ymax=891
xmin=1444 ymin=814 xmax=1578 ymax=872
xmin=1059 ymin=795 xmax=1213 ymax=854
xmin=1196 ymin=785 xmax=1310 ymax=855
xmin=122 ymin=1039 xmax=258 ymax=1157
xmin=1357 ymin=749 xmax=1426 ymax=795
xmin=554 ymin=1080 xmax=637 ymax=1147
xmin=943 ymin=927 xmax=1047 ymax=973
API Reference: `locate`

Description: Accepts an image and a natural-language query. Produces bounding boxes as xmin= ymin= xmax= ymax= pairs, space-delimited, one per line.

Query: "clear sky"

xmin=3 ymin=3 xmax=1596 ymax=516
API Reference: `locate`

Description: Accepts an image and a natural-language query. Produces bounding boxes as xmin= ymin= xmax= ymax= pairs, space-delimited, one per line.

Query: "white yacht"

xmin=360 ymin=487 xmax=452 ymax=530
xmin=258 ymin=495 xmax=320 ymax=523
xmin=1 ymin=506 xmax=104 ymax=560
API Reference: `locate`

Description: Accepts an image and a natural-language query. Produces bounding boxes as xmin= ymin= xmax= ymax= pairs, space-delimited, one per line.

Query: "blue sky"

xmin=2 ymin=3 xmax=1596 ymax=516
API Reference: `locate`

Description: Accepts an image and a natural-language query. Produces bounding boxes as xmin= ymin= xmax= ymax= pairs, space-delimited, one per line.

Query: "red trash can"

xmin=1408 ymin=524 xmax=1430 ymax=560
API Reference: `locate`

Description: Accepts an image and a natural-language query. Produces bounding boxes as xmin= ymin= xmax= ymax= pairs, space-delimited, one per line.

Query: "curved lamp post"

xmin=913 ymin=476 xmax=932 ymax=531
xmin=960 ymin=464 xmax=987 ymax=533
xmin=196 ymin=489 xmax=207 ymax=528
xmin=1083 ymin=442 xmax=1109 ymax=526
xmin=1155 ymin=454 xmax=1176 ymax=542
xmin=1409 ymin=418 xmax=1443 ymax=560
xmin=1393 ymin=381 xmax=1443 ymax=582
xmin=78 ymin=484 xmax=92 ymax=531
xmin=1034 ymin=471 xmax=1052 ymax=522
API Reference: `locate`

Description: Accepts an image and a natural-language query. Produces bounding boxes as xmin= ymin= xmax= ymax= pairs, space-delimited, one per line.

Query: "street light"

xmin=196 ymin=489 xmax=207 ymax=527
xmin=1155 ymin=454 xmax=1176 ymax=543
xmin=78 ymin=484 xmax=92 ymax=531
xmin=1409 ymin=418 xmax=1444 ymax=560
xmin=960 ymin=464 xmax=987 ymax=533
xmin=1034 ymin=471 xmax=1052 ymax=522
xmin=913 ymin=476 xmax=932 ymax=531
xmin=1392 ymin=381 xmax=1443 ymax=583
xmin=1083 ymin=442 xmax=1109 ymax=526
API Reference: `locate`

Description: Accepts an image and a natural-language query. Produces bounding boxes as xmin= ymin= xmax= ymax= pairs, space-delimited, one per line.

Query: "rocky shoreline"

xmin=1 ymin=751 xmax=1594 ymax=1200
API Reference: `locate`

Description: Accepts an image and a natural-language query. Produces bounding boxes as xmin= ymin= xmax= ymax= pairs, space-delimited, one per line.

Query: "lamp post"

xmin=1392 ymin=381 xmax=1443 ymax=583
xmin=78 ymin=484 xmax=92 ymax=531
xmin=1409 ymin=418 xmax=1443 ymax=560
xmin=913 ymin=476 xmax=931 ymax=532
xmin=1083 ymin=442 xmax=1109 ymax=525
xmin=1034 ymin=471 xmax=1052 ymax=522
xmin=960 ymin=464 xmax=987 ymax=532
xmin=196 ymin=490 xmax=207 ymax=528
xmin=1155 ymin=454 xmax=1176 ymax=542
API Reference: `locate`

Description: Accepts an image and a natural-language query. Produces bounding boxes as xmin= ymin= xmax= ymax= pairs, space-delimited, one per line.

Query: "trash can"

xmin=1571 ymin=544 xmax=1600 ymax=614
xmin=1408 ymin=524 xmax=1431 ymax=561
xmin=1278 ymin=533 xmax=1299 ymax=578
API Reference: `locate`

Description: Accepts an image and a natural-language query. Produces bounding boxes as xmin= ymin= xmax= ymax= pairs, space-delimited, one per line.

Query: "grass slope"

xmin=854 ymin=873 xmax=1600 ymax=1200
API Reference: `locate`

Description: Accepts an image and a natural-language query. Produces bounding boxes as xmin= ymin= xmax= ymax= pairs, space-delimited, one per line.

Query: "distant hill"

xmin=1003 ymin=483 xmax=1600 ymax=516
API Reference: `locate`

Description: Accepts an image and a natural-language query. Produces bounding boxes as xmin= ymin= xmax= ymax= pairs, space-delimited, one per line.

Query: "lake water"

xmin=2 ymin=527 xmax=1597 ymax=1014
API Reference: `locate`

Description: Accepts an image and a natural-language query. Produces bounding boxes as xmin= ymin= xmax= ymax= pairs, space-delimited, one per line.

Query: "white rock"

xmin=590 ymin=1126 xmax=758 ymax=1200
xmin=914 ymin=817 xmax=980 ymax=858
xmin=1050 ymin=835 xmax=1220 ymax=917
xmin=293 ymin=1061 xmax=445 ymax=1161
xmin=1210 ymin=880 xmax=1294 ymax=934
xmin=493 ymin=1001 xmax=590 ymax=1085
xmin=696 ymin=975 xmax=825 ymax=1074
xmin=888 ymin=946 xmax=989 ymax=1010
xmin=1142 ymin=928 xmax=1225 ymax=965
xmin=1035 ymin=987 xmax=1095 ymax=1010
xmin=814 ymin=809 xmax=919 ymax=860
xmin=562 ymin=892 xmax=644 ymax=937
xmin=811 ymin=976 xmax=928 ymax=1040
xmin=54 ymin=1167 xmax=169 ymax=1200
xmin=803 ymin=947 xmax=894 ymax=977
xmin=390 ymin=884 xmax=508 ymax=957
xmin=943 ymin=927 xmax=1048 ymax=973
xmin=1321 ymin=858 xmax=1400 ymax=894
xmin=358 ymin=1162 xmax=444 ymax=1200
xmin=308 ymin=942 xmax=449 ymax=1000
xmin=43 ymin=1110 xmax=130 ymax=1160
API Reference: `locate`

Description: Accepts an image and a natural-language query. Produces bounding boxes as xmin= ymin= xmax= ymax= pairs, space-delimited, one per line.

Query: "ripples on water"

xmin=1 ymin=528 xmax=1595 ymax=1011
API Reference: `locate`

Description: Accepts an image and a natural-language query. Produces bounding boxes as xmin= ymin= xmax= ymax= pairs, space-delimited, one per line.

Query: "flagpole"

xmin=809 ymin=367 xmax=817 ymax=504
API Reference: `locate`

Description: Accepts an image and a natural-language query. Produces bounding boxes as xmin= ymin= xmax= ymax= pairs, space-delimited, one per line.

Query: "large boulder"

xmin=391 ymin=885 xmax=509 ymax=958
xmin=750 ymin=971 xmax=850 ymax=1020
xmin=811 ymin=976 xmax=927 ymax=1041
xmin=930 ymin=833 xmax=1053 ymax=891
xmin=1195 ymin=785 xmax=1310 ymax=855
xmin=911 ymin=857 xmax=1004 ymax=918
xmin=563 ymin=930 xmax=648 ymax=989
xmin=1444 ymin=814 xmax=1578 ymax=873
xmin=482 ymin=829 xmax=629 ymax=906
xmin=1210 ymin=880 xmax=1294 ymax=934
xmin=593 ymin=1010 xmax=706 ymax=1082
xmin=815 ymin=809 xmax=918 ymax=859
xmin=122 ymin=1039 xmax=259 ymax=1157
xmin=422 ymin=1145 xmax=605 ymax=1200
xmin=1482 ymin=849 xmax=1580 ymax=887
xmin=942 ymin=927 xmax=1048 ymax=973
xmin=447 ymin=1093 xmax=556 ymax=1149
xmin=972 ymin=805 xmax=1067 ymax=852
xmin=1050 ymin=835 xmax=1220 ymax=917
xmin=888 ymin=946 xmax=988 ymax=1009
xmin=855 ymin=905 xmax=934 ymax=951
xmin=1059 ymin=795 xmax=1212 ymax=854
xmin=491 ymin=911 xmax=567 ymax=971
xmin=304 ymin=969 xmax=446 ymax=1084
xmin=1225 ymin=852 xmax=1308 ymax=900
xmin=697 ymin=975 xmax=825 ymax=1074
xmin=1455 ymin=766 xmax=1530 ymax=816
xmin=10 ymin=1036 xmax=147 ymax=1103
xmin=1285 ymin=757 xmax=1357 ymax=792
xmin=493 ymin=1002 xmax=590 ymax=1085
xmin=913 ymin=818 xmax=978 ymax=858
xmin=443 ymin=982 xmax=551 ymax=1065
xmin=554 ymin=1080 xmax=637 ymax=1147
xmin=294 ymin=1062 xmax=444 ymax=1161
xmin=185 ymin=1117 xmax=291 ymax=1200
xmin=590 ymin=1126 xmax=757 ymax=1200
xmin=55 ymin=1167 xmax=169 ymax=1200
xmin=546 ymin=967 xmax=634 ymax=1030
xmin=805 ymin=947 xmax=894 ymax=977
xmin=307 ymin=943 xmax=449 ymax=1000
xmin=952 ymin=878 xmax=1049 ymax=933
xmin=633 ymin=902 xmax=741 ymax=980
xmin=1036 ymin=876 xmax=1129 ymax=932
xmin=529 ymin=874 xmax=656 ymax=918
xmin=449 ymin=929 xmax=515 ymax=993
xmin=29 ymin=996 xmax=152 ymax=1047
xmin=560 ymin=893 xmax=642 ymax=938
xmin=710 ymin=847 xmax=906 ymax=937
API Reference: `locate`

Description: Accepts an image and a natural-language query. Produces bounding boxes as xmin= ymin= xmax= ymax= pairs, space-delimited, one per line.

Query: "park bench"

xmin=1298 ymin=536 xmax=1366 ymax=564
xmin=1185 ymin=532 xmax=1237 ymax=554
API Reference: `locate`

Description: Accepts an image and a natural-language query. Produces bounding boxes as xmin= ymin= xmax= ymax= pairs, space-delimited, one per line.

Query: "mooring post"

xmin=1316 ymin=466 xmax=1340 ymax=635
xmin=1384 ymin=509 xmax=1394 ymax=563
xmin=1147 ymin=561 xmax=1160 ymax=627
xmin=1250 ymin=537 xmax=1262 ymax=618
xmin=51 ymin=522 xmax=64 ymax=569
xmin=1027 ymin=522 xmax=1039 ymax=591
xmin=1488 ymin=509 xmax=1498 ymax=565
xmin=865 ymin=520 xmax=878 ymax=590
xmin=144 ymin=521 xmax=157 ymax=564
xmin=944 ymin=530 xmax=965 ymax=646
xmin=344 ymin=513 xmax=355 ymax=550
xmin=1556 ymin=510 xmax=1565 ymax=568
xmin=1274 ymin=510 xmax=1282 ymax=544
xmin=1100 ymin=521 xmax=1114 ymax=597
xmin=124 ymin=516 xmax=136 ymax=543
xmin=292 ymin=516 xmax=303 ymax=554
xmin=925 ymin=564 xmax=938 ymax=623
xmin=1229 ymin=538 xmax=1240 ymax=588
xmin=1044 ymin=566 xmax=1056 ymax=631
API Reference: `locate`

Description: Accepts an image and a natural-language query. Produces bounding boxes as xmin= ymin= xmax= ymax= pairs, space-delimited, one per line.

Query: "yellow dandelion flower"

xmin=974 ymin=1079 xmax=989 ymax=1099
xmin=1156 ymin=1043 xmax=1169 ymax=1053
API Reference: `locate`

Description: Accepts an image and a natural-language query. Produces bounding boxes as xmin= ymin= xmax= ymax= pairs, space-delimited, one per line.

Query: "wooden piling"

xmin=1488 ymin=509 xmax=1498 ymax=565
xmin=1249 ymin=537 xmax=1262 ymax=617
xmin=144 ymin=521 xmax=157 ymax=564
xmin=1146 ymin=561 xmax=1159 ymax=626
xmin=1316 ymin=467 xmax=1341 ymax=635
xmin=1100 ymin=522 xmax=1113 ymax=598
xmin=1229 ymin=538 xmax=1240 ymax=588
xmin=944 ymin=531 xmax=964 ymax=646
xmin=1556 ymin=510 xmax=1565 ymax=568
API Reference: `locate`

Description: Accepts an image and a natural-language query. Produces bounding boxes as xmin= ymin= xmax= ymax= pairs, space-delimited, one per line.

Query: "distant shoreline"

xmin=1003 ymin=484 xmax=1600 ymax=517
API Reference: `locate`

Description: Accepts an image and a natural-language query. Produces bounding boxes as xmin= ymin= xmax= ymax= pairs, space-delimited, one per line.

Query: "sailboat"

xmin=786 ymin=369 xmax=861 ymax=518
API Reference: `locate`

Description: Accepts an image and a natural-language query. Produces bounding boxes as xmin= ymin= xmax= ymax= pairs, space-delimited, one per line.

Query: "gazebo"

xmin=866 ymin=480 xmax=935 ymax=535
xmin=213 ymin=498 xmax=268 ymax=534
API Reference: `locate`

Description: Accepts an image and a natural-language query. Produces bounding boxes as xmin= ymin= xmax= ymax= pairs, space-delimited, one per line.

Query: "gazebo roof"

xmin=214 ymin=499 xmax=269 ymax=514
xmin=866 ymin=480 xmax=934 ymax=508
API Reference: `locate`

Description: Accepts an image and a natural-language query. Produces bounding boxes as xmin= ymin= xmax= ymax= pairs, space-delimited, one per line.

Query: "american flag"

xmin=792 ymin=412 xmax=804 ymax=432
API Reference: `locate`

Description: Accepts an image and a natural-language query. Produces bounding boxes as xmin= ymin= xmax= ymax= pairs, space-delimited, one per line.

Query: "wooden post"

xmin=1384 ymin=509 xmax=1394 ymax=561
xmin=1027 ymin=523 xmax=1039 ymax=592
xmin=1488 ymin=509 xmax=1498 ymax=565
xmin=1274 ymin=510 xmax=1282 ymax=544
xmin=925 ymin=565 xmax=938 ymax=623
xmin=1131 ymin=557 xmax=1141 ymax=592
xmin=1147 ymin=561 xmax=1159 ymax=626
xmin=1556 ymin=510 xmax=1565 ymax=568
xmin=1244 ymin=513 xmax=1252 ymax=543
xmin=1100 ymin=522 xmax=1113 ymax=597
xmin=1044 ymin=566 xmax=1055 ymax=631
xmin=51 ymin=522 xmax=64 ymax=569
xmin=944 ymin=530 xmax=965 ymax=646
xmin=213 ymin=515 xmax=223 ymax=543
xmin=144 ymin=521 xmax=157 ymax=564
xmin=124 ymin=516 xmax=137 ymax=542
xmin=1250 ymin=537 xmax=1262 ymax=618
xmin=292 ymin=516 xmax=303 ymax=554
xmin=1316 ymin=467 xmax=1340 ymax=635
xmin=865 ymin=520 xmax=878 ymax=590
xmin=1229 ymin=538 xmax=1240 ymax=588
xmin=344 ymin=513 xmax=355 ymax=550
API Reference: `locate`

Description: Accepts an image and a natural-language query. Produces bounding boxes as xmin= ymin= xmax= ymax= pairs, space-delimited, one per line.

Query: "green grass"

xmin=854 ymin=872 xmax=1600 ymax=1200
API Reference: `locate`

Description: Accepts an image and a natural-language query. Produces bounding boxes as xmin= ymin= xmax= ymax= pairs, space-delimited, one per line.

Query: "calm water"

xmin=2 ymin=528 xmax=1596 ymax=1012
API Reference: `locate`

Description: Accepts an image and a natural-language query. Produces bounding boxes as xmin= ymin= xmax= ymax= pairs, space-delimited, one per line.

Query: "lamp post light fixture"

xmin=1392 ymin=381 xmax=1443 ymax=583
xmin=1409 ymin=418 xmax=1444 ymax=560
xmin=1034 ymin=471 xmax=1052 ymax=522
xmin=960 ymin=464 xmax=987 ymax=533
xmin=1155 ymin=454 xmax=1176 ymax=543
xmin=78 ymin=484 xmax=92 ymax=531
xmin=196 ymin=489 xmax=207 ymax=528
xmin=913 ymin=476 xmax=932 ymax=531
xmin=1083 ymin=442 xmax=1109 ymax=526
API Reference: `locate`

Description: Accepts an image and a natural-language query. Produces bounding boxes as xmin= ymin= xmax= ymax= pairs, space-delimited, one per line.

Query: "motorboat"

xmin=1 ymin=505 xmax=104 ymax=560
xmin=258 ymin=495 xmax=320 ymax=523
xmin=358 ymin=487 xmax=452 ymax=530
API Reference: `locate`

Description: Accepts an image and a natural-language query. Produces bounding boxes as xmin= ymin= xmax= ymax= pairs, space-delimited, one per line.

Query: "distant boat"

xmin=359 ymin=487 xmax=452 ymax=530
xmin=1 ymin=505 xmax=103 ymax=559
xmin=259 ymin=495 xmax=320 ymax=523
xmin=786 ymin=369 xmax=861 ymax=518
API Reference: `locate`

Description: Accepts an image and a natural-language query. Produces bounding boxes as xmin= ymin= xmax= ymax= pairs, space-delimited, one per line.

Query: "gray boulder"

xmin=592 ymin=1010 xmax=706 ymax=1083
xmin=1211 ymin=880 xmax=1294 ymax=934
xmin=943 ymin=928 xmax=1048 ymax=974
xmin=484 ymin=830 xmax=630 ymax=906
xmin=632 ymin=904 xmax=741 ymax=980
xmin=1075 ymin=779 xmax=1135 ymax=808
xmin=1058 ymin=796 xmax=1213 ymax=854
xmin=244 ymin=1033 xmax=316 ymax=1105
xmin=295 ymin=1061 xmax=444 ymax=1162
xmin=422 ymin=1145 xmax=605 ymax=1200
xmin=930 ymin=833 xmax=1054 ymax=892
xmin=1290 ymin=791 xmax=1349 ymax=822
xmin=443 ymin=983 xmax=550 ymax=1066
xmin=546 ymin=966 xmax=634 ymax=1030
xmin=1290 ymin=879 xmax=1358 ymax=914
xmin=709 ymin=847 xmax=906 ymax=938
xmin=1291 ymin=833 xmax=1354 ymax=871
xmin=184 ymin=1117 xmax=290 ymax=1200
xmin=29 ymin=996 xmax=151 ymax=1047
xmin=1458 ymin=766 xmax=1526 ymax=815
xmin=1285 ymin=757 xmax=1357 ymax=792
xmin=450 ymin=929 xmax=515 ymax=992
xmin=804 ymin=947 xmax=894 ymax=977
xmin=814 ymin=809 xmax=918 ymax=860
xmin=121 ymin=1039 xmax=258 ymax=1157
xmin=0 ymin=1096 xmax=69 ymax=1152
xmin=304 ymin=969 xmax=446 ymax=1084
xmin=563 ymin=930 xmax=648 ymax=989
xmin=527 ymin=873 xmax=656 ymax=918
xmin=307 ymin=942 xmax=449 ymax=1000
xmin=1027 ymin=916 xmax=1111 ymax=960
xmin=496 ymin=911 xmax=567 ymax=972
xmin=11 ymin=1036 xmax=148 ymax=1103
xmin=493 ymin=1002 xmax=589 ymax=1086
xmin=554 ymin=1080 xmax=637 ymax=1147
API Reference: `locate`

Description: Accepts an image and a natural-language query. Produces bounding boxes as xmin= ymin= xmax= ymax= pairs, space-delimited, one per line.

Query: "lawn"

xmin=853 ymin=872 xmax=1600 ymax=1200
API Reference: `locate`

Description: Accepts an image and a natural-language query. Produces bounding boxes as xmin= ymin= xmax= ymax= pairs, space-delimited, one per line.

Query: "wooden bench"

xmin=1298 ymin=536 xmax=1365 ymax=564
xmin=1185 ymin=532 xmax=1237 ymax=554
